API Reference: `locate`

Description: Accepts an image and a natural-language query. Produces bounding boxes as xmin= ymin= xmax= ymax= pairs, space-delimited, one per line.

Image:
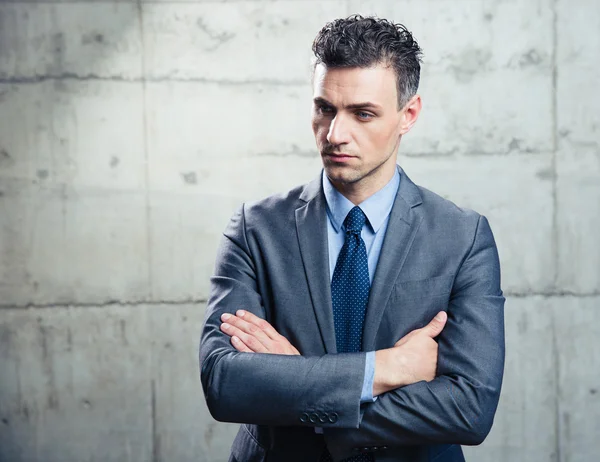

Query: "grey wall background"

xmin=0 ymin=0 xmax=598 ymax=461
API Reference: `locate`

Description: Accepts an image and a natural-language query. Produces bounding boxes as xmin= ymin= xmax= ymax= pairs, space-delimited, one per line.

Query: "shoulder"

xmin=241 ymin=182 xmax=308 ymax=223
xmin=401 ymin=170 xmax=489 ymax=247
xmin=416 ymin=184 xmax=481 ymax=224
xmin=228 ymin=176 xmax=318 ymax=237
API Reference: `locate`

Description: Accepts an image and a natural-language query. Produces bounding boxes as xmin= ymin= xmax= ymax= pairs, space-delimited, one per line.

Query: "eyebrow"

xmin=313 ymin=97 xmax=382 ymax=111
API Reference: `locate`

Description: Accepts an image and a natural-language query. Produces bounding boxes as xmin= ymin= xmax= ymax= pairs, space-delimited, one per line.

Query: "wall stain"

xmin=181 ymin=172 xmax=197 ymax=185
xmin=536 ymin=168 xmax=555 ymax=181
xmin=204 ymin=421 xmax=216 ymax=445
xmin=517 ymin=313 xmax=528 ymax=335
xmin=449 ymin=48 xmax=492 ymax=82
xmin=0 ymin=148 xmax=14 ymax=168
xmin=47 ymin=392 xmax=59 ymax=411
xmin=0 ymin=324 xmax=10 ymax=354
xmin=120 ymin=319 xmax=128 ymax=346
xmin=254 ymin=143 xmax=317 ymax=158
xmin=49 ymin=32 xmax=66 ymax=76
xmin=507 ymin=138 xmax=524 ymax=152
xmin=66 ymin=328 xmax=73 ymax=352
xmin=38 ymin=319 xmax=59 ymax=412
xmin=519 ymin=49 xmax=544 ymax=68
xmin=110 ymin=156 xmax=120 ymax=168
xmin=81 ymin=32 xmax=105 ymax=45
xmin=36 ymin=169 xmax=49 ymax=180
xmin=559 ymin=129 xmax=571 ymax=138
xmin=20 ymin=404 xmax=30 ymax=420
xmin=151 ymin=379 xmax=160 ymax=462
xmin=196 ymin=17 xmax=235 ymax=52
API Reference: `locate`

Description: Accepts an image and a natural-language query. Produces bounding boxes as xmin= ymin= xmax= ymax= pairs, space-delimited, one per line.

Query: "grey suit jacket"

xmin=199 ymin=166 xmax=505 ymax=462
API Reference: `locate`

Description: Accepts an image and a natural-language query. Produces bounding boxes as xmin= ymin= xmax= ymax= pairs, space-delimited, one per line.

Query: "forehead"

xmin=312 ymin=63 xmax=398 ymax=106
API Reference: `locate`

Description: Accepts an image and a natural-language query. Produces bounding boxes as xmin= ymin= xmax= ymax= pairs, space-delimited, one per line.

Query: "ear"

xmin=398 ymin=94 xmax=422 ymax=135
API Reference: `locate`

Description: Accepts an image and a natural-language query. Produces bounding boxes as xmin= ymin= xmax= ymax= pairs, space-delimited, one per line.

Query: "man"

xmin=200 ymin=15 xmax=505 ymax=462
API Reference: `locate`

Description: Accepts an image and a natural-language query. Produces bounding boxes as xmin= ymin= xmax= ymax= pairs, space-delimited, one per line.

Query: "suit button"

xmin=328 ymin=412 xmax=338 ymax=423
xmin=300 ymin=412 xmax=309 ymax=423
xmin=309 ymin=412 xmax=319 ymax=423
xmin=319 ymin=413 xmax=328 ymax=423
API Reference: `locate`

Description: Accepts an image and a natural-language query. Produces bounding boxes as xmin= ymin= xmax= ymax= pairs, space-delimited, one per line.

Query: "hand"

xmin=220 ymin=310 xmax=300 ymax=355
xmin=373 ymin=311 xmax=447 ymax=396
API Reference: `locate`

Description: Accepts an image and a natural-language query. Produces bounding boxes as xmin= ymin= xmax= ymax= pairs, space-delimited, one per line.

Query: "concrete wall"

xmin=0 ymin=0 xmax=598 ymax=461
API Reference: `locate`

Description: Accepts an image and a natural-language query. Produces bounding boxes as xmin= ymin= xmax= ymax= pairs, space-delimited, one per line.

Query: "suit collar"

xmin=295 ymin=176 xmax=336 ymax=353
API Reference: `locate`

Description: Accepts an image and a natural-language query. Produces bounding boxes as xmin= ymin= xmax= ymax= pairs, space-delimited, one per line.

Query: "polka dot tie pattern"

xmin=331 ymin=206 xmax=370 ymax=355
xmin=320 ymin=206 xmax=374 ymax=462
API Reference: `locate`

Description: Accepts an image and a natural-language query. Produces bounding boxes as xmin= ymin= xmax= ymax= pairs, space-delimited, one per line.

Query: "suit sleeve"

xmin=199 ymin=205 xmax=366 ymax=428
xmin=324 ymin=215 xmax=506 ymax=459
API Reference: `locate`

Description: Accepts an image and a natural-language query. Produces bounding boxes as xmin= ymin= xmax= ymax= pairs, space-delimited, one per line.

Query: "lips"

xmin=325 ymin=153 xmax=355 ymax=160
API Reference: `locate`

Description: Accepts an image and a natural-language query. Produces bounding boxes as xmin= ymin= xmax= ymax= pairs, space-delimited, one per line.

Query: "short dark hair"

xmin=312 ymin=14 xmax=423 ymax=109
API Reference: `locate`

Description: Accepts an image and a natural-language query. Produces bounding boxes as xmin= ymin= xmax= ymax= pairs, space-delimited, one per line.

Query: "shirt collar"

xmin=323 ymin=166 xmax=401 ymax=233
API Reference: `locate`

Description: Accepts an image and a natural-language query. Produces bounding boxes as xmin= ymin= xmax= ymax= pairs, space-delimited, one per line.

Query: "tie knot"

xmin=343 ymin=206 xmax=367 ymax=235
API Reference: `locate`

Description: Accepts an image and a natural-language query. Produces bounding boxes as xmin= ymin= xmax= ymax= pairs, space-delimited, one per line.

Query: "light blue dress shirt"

xmin=323 ymin=166 xmax=401 ymax=403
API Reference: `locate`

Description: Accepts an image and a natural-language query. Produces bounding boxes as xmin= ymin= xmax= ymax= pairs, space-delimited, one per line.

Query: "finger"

xmin=221 ymin=313 xmax=273 ymax=347
xmin=236 ymin=310 xmax=281 ymax=341
xmin=423 ymin=311 xmax=448 ymax=338
xmin=394 ymin=329 xmax=417 ymax=347
xmin=233 ymin=313 xmax=301 ymax=355
xmin=230 ymin=335 xmax=253 ymax=353
xmin=220 ymin=322 xmax=269 ymax=353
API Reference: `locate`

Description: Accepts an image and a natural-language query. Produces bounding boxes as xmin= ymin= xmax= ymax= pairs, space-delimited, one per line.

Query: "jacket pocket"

xmin=230 ymin=425 xmax=267 ymax=462
xmin=395 ymin=274 xmax=454 ymax=301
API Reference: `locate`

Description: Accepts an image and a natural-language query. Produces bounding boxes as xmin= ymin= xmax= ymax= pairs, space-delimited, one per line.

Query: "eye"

xmin=317 ymin=105 xmax=335 ymax=115
xmin=356 ymin=111 xmax=374 ymax=120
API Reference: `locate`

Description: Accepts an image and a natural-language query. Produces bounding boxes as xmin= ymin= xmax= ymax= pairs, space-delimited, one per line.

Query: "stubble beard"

xmin=323 ymin=150 xmax=396 ymax=188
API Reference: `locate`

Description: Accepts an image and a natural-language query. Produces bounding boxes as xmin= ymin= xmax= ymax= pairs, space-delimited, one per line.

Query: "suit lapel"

xmin=362 ymin=168 xmax=424 ymax=351
xmin=295 ymin=172 xmax=337 ymax=354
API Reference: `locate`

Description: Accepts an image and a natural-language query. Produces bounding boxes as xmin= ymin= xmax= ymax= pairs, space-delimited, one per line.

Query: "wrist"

xmin=373 ymin=349 xmax=394 ymax=396
xmin=373 ymin=347 xmax=410 ymax=396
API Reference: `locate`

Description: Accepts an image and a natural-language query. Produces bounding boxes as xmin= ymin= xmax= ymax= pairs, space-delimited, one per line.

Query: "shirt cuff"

xmin=360 ymin=351 xmax=377 ymax=403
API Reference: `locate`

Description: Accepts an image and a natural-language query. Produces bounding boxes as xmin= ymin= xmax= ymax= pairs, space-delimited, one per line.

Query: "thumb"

xmin=424 ymin=311 xmax=447 ymax=338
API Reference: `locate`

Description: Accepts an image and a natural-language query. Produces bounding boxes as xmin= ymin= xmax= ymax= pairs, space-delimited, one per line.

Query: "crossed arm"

xmin=219 ymin=308 xmax=448 ymax=397
xmin=199 ymin=209 xmax=505 ymax=458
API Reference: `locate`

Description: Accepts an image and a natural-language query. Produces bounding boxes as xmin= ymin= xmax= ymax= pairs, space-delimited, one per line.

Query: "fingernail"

xmin=221 ymin=313 xmax=231 ymax=320
xmin=237 ymin=310 xmax=246 ymax=317
xmin=221 ymin=323 xmax=231 ymax=331
xmin=232 ymin=336 xmax=239 ymax=343
xmin=435 ymin=312 xmax=446 ymax=321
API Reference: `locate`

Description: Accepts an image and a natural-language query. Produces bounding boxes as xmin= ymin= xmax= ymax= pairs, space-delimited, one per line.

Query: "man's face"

xmin=311 ymin=63 xmax=405 ymax=187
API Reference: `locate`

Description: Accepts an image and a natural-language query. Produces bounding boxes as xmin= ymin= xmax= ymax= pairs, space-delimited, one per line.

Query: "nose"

xmin=326 ymin=113 xmax=351 ymax=146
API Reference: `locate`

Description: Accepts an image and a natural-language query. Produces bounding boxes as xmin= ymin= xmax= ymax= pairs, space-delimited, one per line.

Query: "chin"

xmin=323 ymin=165 xmax=363 ymax=185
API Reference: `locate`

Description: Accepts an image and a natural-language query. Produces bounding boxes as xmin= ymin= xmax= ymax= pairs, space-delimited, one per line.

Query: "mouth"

xmin=324 ymin=153 xmax=356 ymax=162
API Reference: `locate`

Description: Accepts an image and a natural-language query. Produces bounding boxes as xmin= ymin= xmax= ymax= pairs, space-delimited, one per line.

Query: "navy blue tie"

xmin=321 ymin=206 xmax=373 ymax=462
xmin=331 ymin=206 xmax=371 ymax=354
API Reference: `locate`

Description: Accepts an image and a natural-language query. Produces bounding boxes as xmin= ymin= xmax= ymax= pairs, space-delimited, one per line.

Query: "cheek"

xmin=368 ymin=122 xmax=400 ymax=152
